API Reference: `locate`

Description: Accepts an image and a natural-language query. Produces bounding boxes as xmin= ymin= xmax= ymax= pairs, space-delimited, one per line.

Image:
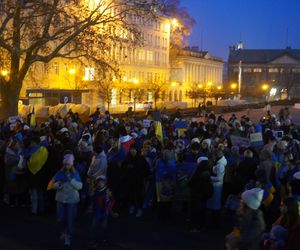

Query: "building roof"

xmin=177 ymin=48 xmax=223 ymax=62
xmin=228 ymin=48 xmax=300 ymax=64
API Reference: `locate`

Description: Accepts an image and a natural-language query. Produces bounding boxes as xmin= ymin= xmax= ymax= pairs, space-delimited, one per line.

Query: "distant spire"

xmin=286 ymin=28 xmax=289 ymax=48
xmin=237 ymin=41 xmax=243 ymax=50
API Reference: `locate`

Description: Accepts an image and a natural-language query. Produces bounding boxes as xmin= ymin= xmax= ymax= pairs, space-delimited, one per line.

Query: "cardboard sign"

xmin=230 ymin=135 xmax=250 ymax=148
xmin=250 ymin=133 xmax=263 ymax=143
xmin=143 ymin=119 xmax=151 ymax=128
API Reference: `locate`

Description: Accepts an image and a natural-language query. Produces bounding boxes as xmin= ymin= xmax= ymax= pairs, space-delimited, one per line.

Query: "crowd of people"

xmin=0 ymin=105 xmax=300 ymax=249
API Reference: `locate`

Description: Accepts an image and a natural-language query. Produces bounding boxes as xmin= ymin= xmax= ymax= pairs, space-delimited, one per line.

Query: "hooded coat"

xmin=207 ymin=155 xmax=227 ymax=210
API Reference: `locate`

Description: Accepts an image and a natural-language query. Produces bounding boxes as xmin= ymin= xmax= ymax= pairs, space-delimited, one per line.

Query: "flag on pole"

xmin=30 ymin=106 xmax=36 ymax=127
xmin=153 ymin=110 xmax=163 ymax=142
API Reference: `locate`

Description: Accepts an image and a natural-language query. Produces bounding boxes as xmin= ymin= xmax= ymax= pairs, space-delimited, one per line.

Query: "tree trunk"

xmin=0 ymin=82 xmax=21 ymax=119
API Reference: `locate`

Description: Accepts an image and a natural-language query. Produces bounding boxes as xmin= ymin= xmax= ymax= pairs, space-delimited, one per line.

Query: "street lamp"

xmin=217 ymin=86 xmax=222 ymax=90
xmin=69 ymin=68 xmax=76 ymax=75
xmin=171 ymin=18 xmax=179 ymax=27
xmin=262 ymin=84 xmax=269 ymax=91
xmin=1 ymin=70 xmax=8 ymax=77
xmin=230 ymin=83 xmax=237 ymax=90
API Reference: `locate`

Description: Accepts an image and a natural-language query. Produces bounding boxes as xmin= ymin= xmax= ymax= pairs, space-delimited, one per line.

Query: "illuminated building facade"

xmin=170 ymin=47 xmax=223 ymax=107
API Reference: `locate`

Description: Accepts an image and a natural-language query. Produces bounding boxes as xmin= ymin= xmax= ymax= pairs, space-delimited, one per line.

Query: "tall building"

xmin=228 ymin=44 xmax=300 ymax=99
xmin=21 ymin=1 xmax=171 ymax=111
xmin=170 ymin=47 xmax=223 ymax=107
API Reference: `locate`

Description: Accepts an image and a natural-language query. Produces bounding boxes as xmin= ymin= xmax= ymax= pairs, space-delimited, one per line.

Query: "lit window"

xmin=243 ymin=68 xmax=252 ymax=72
xmin=111 ymin=89 xmax=117 ymax=105
xmin=84 ymin=67 xmax=95 ymax=81
xmin=147 ymin=51 xmax=153 ymax=63
xmin=253 ymin=68 xmax=262 ymax=73
xmin=53 ymin=62 xmax=59 ymax=75
xmin=269 ymin=68 xmax=279 ymax=73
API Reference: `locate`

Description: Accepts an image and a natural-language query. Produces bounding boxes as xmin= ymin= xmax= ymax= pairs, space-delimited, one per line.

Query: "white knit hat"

xmin=191 ymin=138 xmax=200 ymax=144
xmin=241 ymin=188 xmax=264 ymax=210
xmin=293 ymin=171 xmax=300 ymax=180
xmin=197 ymin=156 xmax=208 ymax=165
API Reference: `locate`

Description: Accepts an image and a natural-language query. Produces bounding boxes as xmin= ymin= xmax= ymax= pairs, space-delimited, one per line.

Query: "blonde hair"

xmin=244 ymin=149 xmax=253 ymax=158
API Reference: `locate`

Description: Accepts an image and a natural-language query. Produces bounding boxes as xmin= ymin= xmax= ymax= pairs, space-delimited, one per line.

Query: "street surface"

xmin=0 ymin=205 xmax=228 ymax=250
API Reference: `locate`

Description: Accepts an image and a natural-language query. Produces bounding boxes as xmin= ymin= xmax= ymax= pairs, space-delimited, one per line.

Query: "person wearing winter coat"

xmin=122 ymin=144 xmax=149 ymax=217
xmin=225 ymin=188 xmax=266 ymax=250
xmin=26 ymin=136 xmax=48 ymax=215
xmin=87 ymin=145 xmax=107 ymax=196
xmin=4 ymin=137 xmax=27 ymax=206
xmin=53 ymin=153 xmax=82 ymax=247
xmin=188 ymin=158 xmax=213 ymax=231
xmin=207 ymin=150 xmax=227 ymax=227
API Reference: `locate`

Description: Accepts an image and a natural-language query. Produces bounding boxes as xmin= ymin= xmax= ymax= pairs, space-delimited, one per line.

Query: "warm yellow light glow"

xmin=171 ymin=18 xmax=179 ymax=27
xmin=231 ymin=83 xmax=237 ymax=89
xmin=262 ymin=84 xmax=269 ymax=91
xmin=198 ymin=84 xmax=203 ymax=88
xmin=217 ymin=86 xmax=222 ymax=90
xmin=112 ymin=76 xmax=117 ymax=82
xmin=69 ymin=69 xmax=76 ymax=75
xmin=207 ymin=82 xmax=212 ymax=86
xmin=1 ymin=70 xmax=8 ymax=76
xmin=123 ymin=76 xmax=127 ymax=82
xmin=171 ymin=82 xmax=177 ymax=87
xmin=133 ymin=78 xmax=139 ymax=84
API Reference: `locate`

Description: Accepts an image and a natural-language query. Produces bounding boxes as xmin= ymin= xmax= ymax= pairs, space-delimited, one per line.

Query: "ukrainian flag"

xmin=153 ymin=110 xmax=163 ymax=142
xmin=30 ymin=106 xmax=36 ymax=127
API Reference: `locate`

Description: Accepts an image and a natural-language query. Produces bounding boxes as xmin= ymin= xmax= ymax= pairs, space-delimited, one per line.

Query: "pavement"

xmin=0 ymin=204 xmax=229 ymax=250
xmin=220 ymin=105 xmax=300 ymax=125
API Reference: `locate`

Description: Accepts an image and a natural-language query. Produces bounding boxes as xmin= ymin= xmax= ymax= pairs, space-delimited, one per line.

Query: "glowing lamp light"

xmin=207 ymin=82 xmax=212 ymax=86
xmin=123 ymin=76 xmax=127 ymax=82
xmin=1 ymin=70 xmax=8 ymax=76
xmin=69 ymin=69 xmax=76 ymax=75
xmin=217 ymin=86 xmax=222 ymax=90
xmin=171 ymin=82 xmax=177 ymax=87
xmin=198 ymin=84 xmax=203 ymax=88
xmin=133 ymin=78 xmax=139 ymax=84
xmin=112 ymin=76 xmax=117 ymax=82
xmin=171 ymin=18 xmax=179 ymax=27
xmin=231 ymin=83 xmax=237 ymax=89
xmin=262 ymin=84 xmax=269 ymax=91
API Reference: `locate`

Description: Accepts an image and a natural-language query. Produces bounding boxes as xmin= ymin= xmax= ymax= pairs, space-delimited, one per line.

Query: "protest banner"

xmin=156 ymin=160 xmax=176 ymax=202
xmin=174 ymin=162 xmax=197 ymax=201
xmin=250 ymin=132 xmax=264 ymax=149
xmin=230 ymin=135 xmax=250 ymax=148
xmin=250 ymin=132 xmax=263 ymax=142
xmin=143 ymin=119 xmax=151 ymax=128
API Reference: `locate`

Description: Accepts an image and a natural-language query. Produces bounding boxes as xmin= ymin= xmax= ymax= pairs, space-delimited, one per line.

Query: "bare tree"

xmin=149 ymin=80 xmax=167 ymax=108
xmin=0 ymin=0 xmax=158 ymax=118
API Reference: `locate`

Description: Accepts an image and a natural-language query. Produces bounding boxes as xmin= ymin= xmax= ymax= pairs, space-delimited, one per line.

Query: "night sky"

xmin=181 ymin=0 xmax=300 ymax=60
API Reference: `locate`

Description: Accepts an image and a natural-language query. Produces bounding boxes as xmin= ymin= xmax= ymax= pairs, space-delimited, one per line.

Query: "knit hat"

xmin=191 ymin=138 xmax=200 ymax=144
xmin=197 ymin=156 xmax=208 ymax=165
xmin=293 ymin=171 xmax=300 ymax=180
xmin=202 ymin=138 xmax=212 ymax=148
xmin=241 ymin=188 xmax=264 ymax=210
xmin=63 ymin=153 xmax=74 ymax=166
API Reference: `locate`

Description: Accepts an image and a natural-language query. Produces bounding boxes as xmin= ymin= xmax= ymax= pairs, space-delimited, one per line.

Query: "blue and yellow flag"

xmin=153 ymin=110 xmax=163 ymax=142
xmin=30 ymin=106 xmax=36 ymax=127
